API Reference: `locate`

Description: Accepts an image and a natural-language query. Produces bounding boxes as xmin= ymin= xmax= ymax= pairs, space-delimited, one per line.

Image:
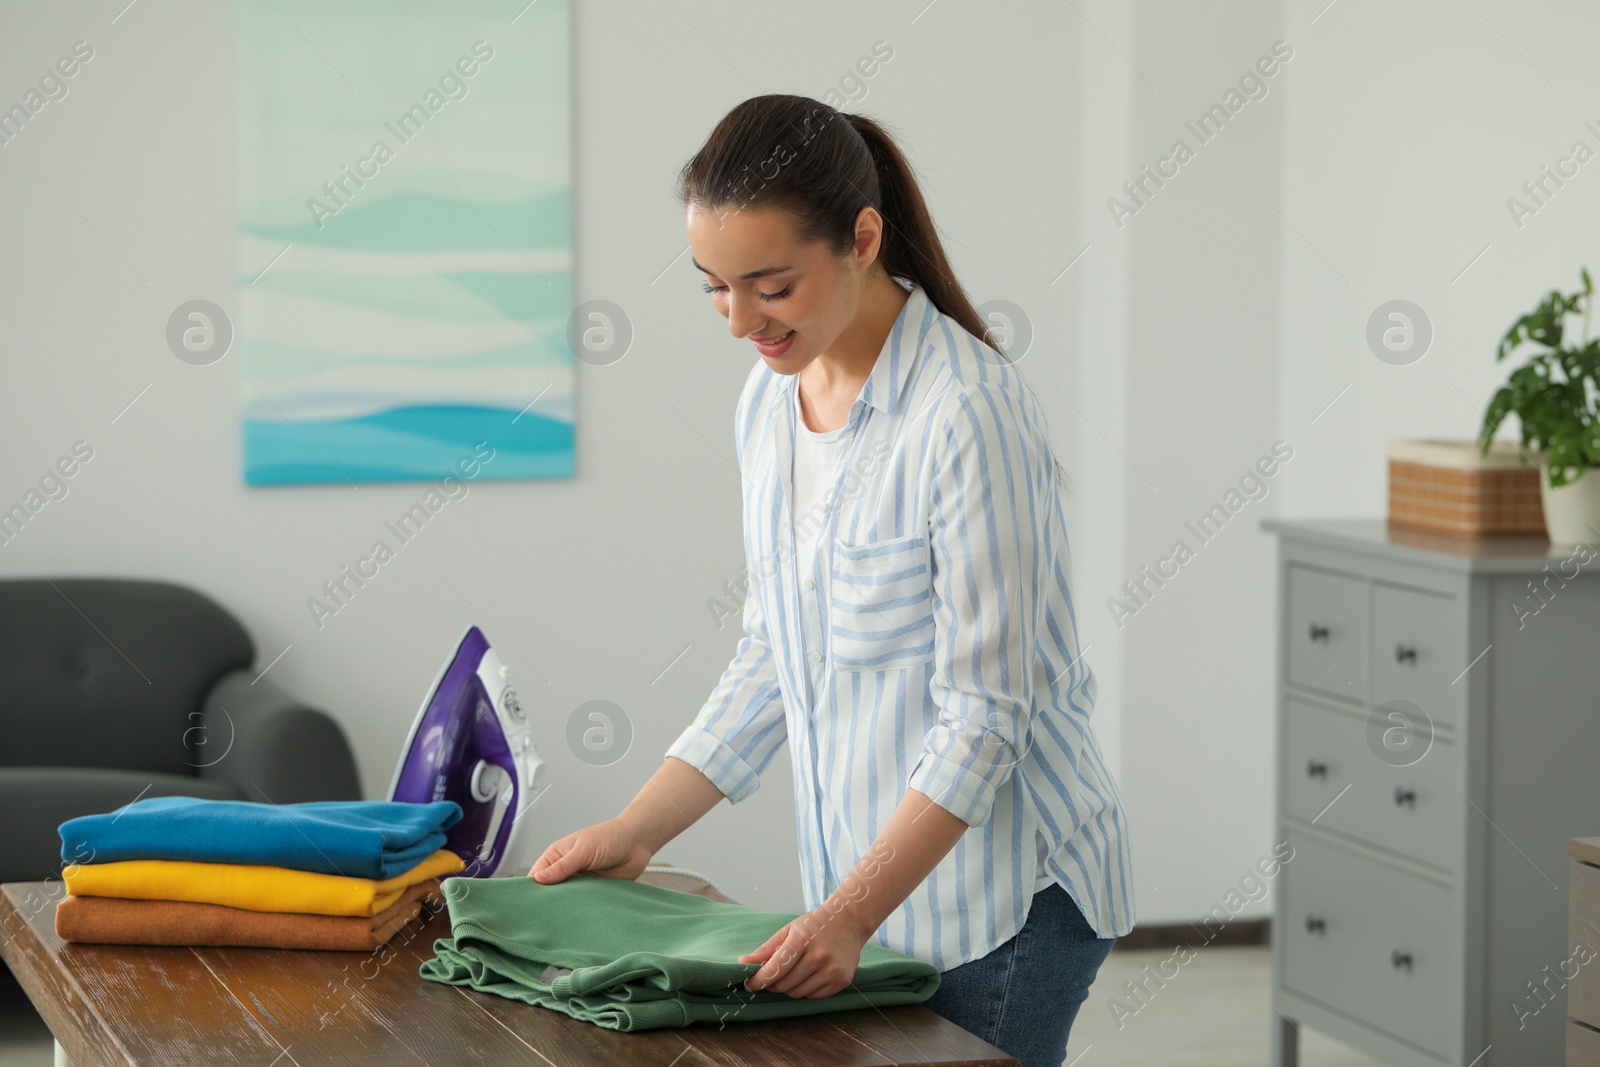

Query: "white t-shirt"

xmin=791 ymin=380 xmax=848 ymax=699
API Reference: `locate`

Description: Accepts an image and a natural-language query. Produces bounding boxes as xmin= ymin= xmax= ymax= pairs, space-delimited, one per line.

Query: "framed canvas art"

xmin=237 ymin=0 xmax=573 ymax=485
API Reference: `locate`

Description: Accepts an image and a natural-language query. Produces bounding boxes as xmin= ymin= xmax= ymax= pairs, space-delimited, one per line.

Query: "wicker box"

xmin=1387 ymin=438 xmax=1546 ymax=538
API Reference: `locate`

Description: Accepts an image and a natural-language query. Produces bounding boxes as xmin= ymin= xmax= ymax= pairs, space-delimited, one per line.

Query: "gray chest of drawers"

xmin=1263 ymin=517 xmax=1600 ymax=1067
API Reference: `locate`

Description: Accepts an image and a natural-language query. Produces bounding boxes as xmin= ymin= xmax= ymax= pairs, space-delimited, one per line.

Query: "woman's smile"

xmin=753 ymin=329 xmax=796 ymax=358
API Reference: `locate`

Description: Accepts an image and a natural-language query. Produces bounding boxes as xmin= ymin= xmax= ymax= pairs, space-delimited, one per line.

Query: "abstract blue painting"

xmin=237 ymin=0 xmax=573 ymax=485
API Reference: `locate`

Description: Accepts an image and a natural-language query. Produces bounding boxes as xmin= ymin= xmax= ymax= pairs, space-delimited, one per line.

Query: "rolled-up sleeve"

xmin=665 ymin=572 xmax=787 ymax=803
xmin=908 ymin=384 xmax=1049 ymax=826
xmin=665 ymin=371 xmax=789 ymax=803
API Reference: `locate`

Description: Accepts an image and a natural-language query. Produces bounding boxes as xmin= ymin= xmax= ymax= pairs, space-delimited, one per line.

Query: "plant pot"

xmin=1538 ymin=458 xmax=1600 ymax=546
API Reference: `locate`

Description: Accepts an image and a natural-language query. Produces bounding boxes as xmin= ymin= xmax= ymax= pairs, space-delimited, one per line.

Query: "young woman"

xmin=530 ymin=94 xmax=1133 ymax=1066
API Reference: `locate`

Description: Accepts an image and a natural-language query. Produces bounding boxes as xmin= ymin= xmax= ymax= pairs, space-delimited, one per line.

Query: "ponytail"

xmin=678 ymin=94 xmax=1069 ymax=495
xmin=841 ymin=112 xmax=993 ymax=346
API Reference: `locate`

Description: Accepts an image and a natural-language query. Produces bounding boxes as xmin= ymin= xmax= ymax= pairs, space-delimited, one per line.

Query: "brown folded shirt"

xmin=55 ymin=877 xmax=445 ymax=951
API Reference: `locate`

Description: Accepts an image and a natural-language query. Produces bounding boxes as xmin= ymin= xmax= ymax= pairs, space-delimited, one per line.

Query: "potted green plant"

xmin=1478 ymin=267 xmax=1600 ymax=546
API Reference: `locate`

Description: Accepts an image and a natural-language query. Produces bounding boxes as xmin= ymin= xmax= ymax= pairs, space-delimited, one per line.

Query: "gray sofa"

xmin=0 ymin=577 xmax=361 ymax=885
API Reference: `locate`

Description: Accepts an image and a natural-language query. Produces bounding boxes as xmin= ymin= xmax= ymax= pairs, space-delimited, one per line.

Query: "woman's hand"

xmin=739 ymin=904 xmax=871 ymax=999
xmin=528 ymin=818 xmax=654 ymax=883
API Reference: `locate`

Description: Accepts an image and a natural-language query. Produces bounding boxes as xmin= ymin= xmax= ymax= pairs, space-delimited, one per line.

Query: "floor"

xmin=1068 ymin=946 xmax=1387 ymax=1066
xmin=0 ymin=947 xmax=1391 ymax=1067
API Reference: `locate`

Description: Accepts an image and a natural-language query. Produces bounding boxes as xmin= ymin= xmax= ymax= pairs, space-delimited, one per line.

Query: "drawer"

xmin=1571 ymin=1020 xmax=1600 ymax=1067
xmin=1284 ymin=700 xmax=1460 ymax=872
xmin=1371 ymin=581 xmax=1465 ymax=729
xmin=1571 ymin=861 xmax=1600 ymax=1027
xmin=1286 ymin=565 xmax=1365 ymax=702
xmin=1282 ymin=831 xmax=1458 ymax=1056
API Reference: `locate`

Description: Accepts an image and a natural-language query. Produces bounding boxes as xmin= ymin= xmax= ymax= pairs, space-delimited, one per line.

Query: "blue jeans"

xmin=920 ymin=881 xmax=1114 ymax=1067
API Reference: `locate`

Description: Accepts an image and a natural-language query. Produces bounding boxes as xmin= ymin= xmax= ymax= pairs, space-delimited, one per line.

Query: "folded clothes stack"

xmin=56 ymin=796 xmax=466 ymax=952
xmin=418 ymin=873 xmax=942 ymax=1031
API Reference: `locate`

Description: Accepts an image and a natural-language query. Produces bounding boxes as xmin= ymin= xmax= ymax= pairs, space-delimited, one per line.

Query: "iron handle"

xmin=1305 ymin=915 xmax=1326 ymax=936
xmin=1391 ymin=950 xmax=1414 ymax=972
xmin=1308 ymin=623 xmax=1330 ymax=642
xmin=1395 ymin=643 xmax=1417 ymax=665
xmin=1394 ymin=786 xmax=1417 ymax=808
xmin=1307 ymin=760 xmax=1329 ymax=780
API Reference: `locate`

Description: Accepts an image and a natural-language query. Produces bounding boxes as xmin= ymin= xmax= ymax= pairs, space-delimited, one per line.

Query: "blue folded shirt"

xmin=59 ymin=796 xmax=463 ymax=880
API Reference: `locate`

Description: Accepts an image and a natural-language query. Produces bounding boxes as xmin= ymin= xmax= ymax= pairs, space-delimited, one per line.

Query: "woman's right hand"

xmin=528 ymin=817 xmax=654 ymax=884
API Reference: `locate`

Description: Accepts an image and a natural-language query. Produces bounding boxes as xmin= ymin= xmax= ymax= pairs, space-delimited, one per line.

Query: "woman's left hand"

xmin=740 ymin=904 xmax=870 ymax=999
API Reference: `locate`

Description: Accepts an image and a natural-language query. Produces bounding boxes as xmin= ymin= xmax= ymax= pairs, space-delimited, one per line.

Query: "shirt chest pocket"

xmin=828 ymin=531 xmax=935 ymax=672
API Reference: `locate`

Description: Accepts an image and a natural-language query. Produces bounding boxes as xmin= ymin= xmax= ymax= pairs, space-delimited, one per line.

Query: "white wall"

xmin=1073 ymin=0 xmax=1288 ymax=924
xmin=0 ymin=0 xmax=1086 ymax=918
xmin=1277 ymin=0 xmax=1600 ymax=521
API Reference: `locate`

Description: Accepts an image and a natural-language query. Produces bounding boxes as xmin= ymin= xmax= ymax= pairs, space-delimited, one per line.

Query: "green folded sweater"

xmin=416 ymin=873 xmax=941 ymax=1031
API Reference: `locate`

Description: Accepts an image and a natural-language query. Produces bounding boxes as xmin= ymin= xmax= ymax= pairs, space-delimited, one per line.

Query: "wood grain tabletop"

xmin=0 ymin=879 xmax=1017 ymax=1066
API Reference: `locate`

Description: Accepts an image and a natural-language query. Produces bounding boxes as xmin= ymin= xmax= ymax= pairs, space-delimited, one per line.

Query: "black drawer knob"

xmin=1307 ymin=760 xmax=1329 ymax=780
xmin=1391 ymin=950 xmax=1414 ymax=971
xmin=1305 ymin=915 xmax=1326 ymax=935
xmin=1395 ymin=643 xmax=1418 ymax=664
xmin=1394 ymin=787 xmax=1417 ymax=808
xmin=1308 ymin=623 xmax=1331 ymax=642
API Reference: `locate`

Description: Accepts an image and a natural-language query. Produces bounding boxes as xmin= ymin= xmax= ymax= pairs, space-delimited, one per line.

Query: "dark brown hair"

xmin=678 ymin=94 xmax=1069 ymax=494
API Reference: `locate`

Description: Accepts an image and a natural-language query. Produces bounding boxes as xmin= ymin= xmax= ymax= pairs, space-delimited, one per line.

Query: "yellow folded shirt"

xmin=62 ymin=848 xmax=464 ymax=917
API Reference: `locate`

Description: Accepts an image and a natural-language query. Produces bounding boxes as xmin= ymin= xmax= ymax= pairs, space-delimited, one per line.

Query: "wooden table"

xmin=0 ymin=877 xmax=1016 ymax=1066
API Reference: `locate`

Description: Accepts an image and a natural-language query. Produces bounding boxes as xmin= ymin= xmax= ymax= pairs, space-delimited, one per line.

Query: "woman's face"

xmin=686 ymin=203 xmax=879 ymax=375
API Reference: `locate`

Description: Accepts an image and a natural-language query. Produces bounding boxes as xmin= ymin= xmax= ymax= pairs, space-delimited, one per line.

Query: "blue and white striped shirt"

xmin=666 ymin=281 xmax=1135 ymax=969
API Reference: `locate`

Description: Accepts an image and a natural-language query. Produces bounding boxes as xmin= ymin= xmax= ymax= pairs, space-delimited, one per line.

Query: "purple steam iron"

xmin=387 ymin=626 xmax=546 ymax=878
